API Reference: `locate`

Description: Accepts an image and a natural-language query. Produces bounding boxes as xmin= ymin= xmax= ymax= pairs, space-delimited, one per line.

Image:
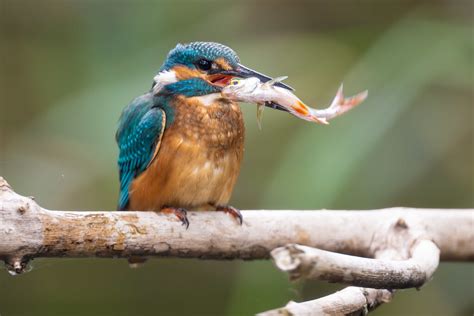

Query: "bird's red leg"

xmin=161 ymin=206 xmax=189 ymax=229
xmin=215 ymin=205 xmax=243 ymax=225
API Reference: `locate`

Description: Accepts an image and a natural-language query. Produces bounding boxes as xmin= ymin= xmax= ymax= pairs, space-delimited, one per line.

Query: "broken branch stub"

xmin=271 ymin=240 xmax=440 ymax=289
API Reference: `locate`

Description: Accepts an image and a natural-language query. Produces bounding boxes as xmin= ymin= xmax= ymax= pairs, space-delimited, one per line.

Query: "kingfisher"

xmin=116 ymin=42 xmax=291 ymax=227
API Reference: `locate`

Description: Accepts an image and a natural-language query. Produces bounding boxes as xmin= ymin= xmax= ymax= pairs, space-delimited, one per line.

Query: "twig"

xmin=258 ymin=287 xmax=392 ymax=316
xmin=270 ymin=240 xmax=440 ymax=289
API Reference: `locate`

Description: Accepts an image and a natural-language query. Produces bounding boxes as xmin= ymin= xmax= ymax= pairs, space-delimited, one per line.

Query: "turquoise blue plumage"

xmin=116 ymin=93 xmax=165 ymax=210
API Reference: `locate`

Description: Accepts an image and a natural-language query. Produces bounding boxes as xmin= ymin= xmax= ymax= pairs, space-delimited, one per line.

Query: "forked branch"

xmin=0 ymin=176 xmax=473 ymax=315
xmin=261 ymin=240 xmax=440 ymax=315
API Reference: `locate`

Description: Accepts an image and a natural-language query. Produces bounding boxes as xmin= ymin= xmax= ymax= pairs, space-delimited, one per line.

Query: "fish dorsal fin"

xmin=263 ymin=76 xmax=289 ymax=88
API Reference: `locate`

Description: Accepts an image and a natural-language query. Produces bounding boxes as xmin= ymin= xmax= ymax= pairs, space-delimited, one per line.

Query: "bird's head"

xmin=152 ymin=41 xmax=291 ymax=97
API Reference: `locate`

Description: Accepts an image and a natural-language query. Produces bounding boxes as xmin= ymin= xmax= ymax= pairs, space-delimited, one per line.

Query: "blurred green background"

xmin=1 ymin=0 xmax=473 ymax=315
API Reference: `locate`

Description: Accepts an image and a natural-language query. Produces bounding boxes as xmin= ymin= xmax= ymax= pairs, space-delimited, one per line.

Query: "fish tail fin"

xmin=344 ymin=90 xmax=368 ymax=108
xmin=330 ymin=83 xmax=368 ymax=113
xmin=329 ymin=83 xmax=345 ymax=108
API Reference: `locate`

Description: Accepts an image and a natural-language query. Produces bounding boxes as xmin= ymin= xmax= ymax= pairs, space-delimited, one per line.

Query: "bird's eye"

xmin=196 ymin=59 xmax=212 ymax=71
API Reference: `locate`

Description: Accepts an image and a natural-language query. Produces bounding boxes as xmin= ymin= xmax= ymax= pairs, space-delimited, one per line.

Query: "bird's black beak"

xmin=221 ymin=64 xmax=294 ymax=91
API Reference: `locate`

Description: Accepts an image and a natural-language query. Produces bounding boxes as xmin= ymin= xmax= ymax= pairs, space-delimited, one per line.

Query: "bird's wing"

xmin=116 ymin=94 xmax=166 ymax=210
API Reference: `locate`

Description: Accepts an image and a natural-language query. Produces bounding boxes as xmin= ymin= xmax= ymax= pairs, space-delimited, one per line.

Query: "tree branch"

xmin=260 ymin=204 xmax=447 ymax=315
xmin=270 ymin=240 xmax=440 ymax=289
xmin=0 ymin=176 xmax=473 ymax=275
xmin=1 ymin=176 xmax=473 ymax=314
xmin=261 ymin=240 xmax=440 ymax=315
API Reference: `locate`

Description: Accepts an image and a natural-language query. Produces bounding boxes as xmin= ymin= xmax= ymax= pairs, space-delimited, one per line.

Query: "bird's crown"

xmin=160 ymin=41 xmax=240 ymax=71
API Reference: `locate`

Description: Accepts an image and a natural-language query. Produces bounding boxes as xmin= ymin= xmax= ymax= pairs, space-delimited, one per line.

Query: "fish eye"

xmin=230 ymin=79 xmax=240 ymax=86
xmin=196 ymin=59 xmax=212 ymax=71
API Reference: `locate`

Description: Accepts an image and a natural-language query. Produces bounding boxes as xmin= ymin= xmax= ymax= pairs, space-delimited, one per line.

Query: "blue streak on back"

xmin=116 ymin=93 xmax=167 ymax=210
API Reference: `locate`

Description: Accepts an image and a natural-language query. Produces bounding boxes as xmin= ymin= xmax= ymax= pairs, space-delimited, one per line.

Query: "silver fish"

xmin=221 ymin=77 xmax=368 ymax=127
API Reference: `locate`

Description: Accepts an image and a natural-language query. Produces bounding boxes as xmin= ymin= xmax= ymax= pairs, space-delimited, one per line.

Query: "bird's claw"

xmin=161 ymin=206 xmax=190 ymax=229
xmin=176 ymin=208 xmax=190 ymax=229
xmin=216 ymin=205 xmax=243 ymax=225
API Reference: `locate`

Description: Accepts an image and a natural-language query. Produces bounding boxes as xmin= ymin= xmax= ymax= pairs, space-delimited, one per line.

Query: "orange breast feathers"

xmin=128 ymin=96 xmax=245 ymax=211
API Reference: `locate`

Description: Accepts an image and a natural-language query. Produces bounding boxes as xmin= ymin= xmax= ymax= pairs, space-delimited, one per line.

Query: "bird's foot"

xmin=215 ymin=205 xmax=243 ymax=225
xmin=161 ymin=206 xmax=189 ymax=229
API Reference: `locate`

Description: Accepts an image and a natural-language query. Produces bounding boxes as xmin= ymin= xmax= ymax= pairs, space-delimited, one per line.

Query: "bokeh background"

xmin=1 ymin=0 xmax=473 ymax=315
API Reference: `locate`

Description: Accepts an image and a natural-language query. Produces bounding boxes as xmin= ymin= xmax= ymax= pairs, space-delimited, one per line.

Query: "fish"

xmin=221 ymin=77 xmax=368 ymax=127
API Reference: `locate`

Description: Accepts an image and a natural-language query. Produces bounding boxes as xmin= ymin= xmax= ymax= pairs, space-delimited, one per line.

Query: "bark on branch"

xmin=1 ymin=176 xmax=473 ymax=270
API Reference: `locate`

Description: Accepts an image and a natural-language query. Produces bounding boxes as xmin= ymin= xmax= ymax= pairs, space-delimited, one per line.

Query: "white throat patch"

xmin=152 ymin=71 xmax=222 ymax=106
xmin=152 ymin=70 xmax=178 ymax=94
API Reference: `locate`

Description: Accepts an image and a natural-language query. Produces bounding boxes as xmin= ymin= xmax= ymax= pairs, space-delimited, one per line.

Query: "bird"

xmin=116 ymin=42 xmax=292 ymax=228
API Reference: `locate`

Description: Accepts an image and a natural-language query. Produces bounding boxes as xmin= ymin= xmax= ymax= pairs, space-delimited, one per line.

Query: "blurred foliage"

xmin=0 ymin=0 xmax=473 ymax=315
